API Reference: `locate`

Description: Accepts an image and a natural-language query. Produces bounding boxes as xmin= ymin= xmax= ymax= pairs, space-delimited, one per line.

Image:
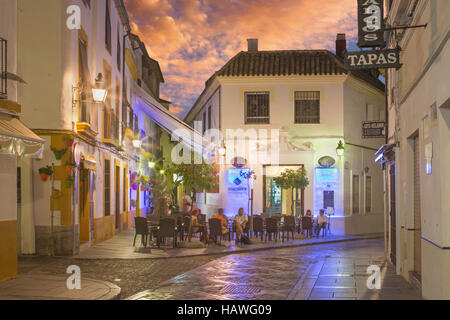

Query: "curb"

xmin=69 ymin=235 xmax=383 ymax=261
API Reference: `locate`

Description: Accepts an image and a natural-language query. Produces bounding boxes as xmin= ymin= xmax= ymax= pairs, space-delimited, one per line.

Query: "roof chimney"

xmin=247 ymin=39 xmax=258 ymax=52
xmin=336 ymin=33 xmax=346 ymax=58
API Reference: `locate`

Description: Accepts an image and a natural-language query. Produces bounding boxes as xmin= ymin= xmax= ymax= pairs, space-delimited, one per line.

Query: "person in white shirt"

xmin=234 ymin=208 xmax=248 ymax=244
xmin=182 ymin=193 xmax=192 ymax=213
xmin=315 ymin=210 xmax=328 ymax=236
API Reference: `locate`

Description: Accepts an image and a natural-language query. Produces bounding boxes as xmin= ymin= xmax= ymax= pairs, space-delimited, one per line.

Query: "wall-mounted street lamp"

xmin=132 ymin=138 xmax=142 ymax=149
xmin=218 ymin=141 xmax=227 ymax=157
xmin=92 ymin=73 xmax=108 ymax=103
xmin=336 ymin=140 xmax=345 ymax=158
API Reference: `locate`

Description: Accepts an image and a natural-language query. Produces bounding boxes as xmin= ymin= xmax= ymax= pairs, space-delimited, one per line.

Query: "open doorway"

xmin=79 ymin=169 xmax=94 ymax=245
xmin=263 ymin=165 xmax=304 ymax=217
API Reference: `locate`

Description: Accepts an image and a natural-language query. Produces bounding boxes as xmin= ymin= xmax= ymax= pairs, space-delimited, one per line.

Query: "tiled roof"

xmin=215 ymin=50 xmax=384 ymax=91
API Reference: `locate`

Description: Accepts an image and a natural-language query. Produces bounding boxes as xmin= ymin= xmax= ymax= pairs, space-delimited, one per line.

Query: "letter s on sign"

xmin=66 ymin=5 xmax=81 ymax=30
xmin=387 ymin=52 xmax=397 ymax=64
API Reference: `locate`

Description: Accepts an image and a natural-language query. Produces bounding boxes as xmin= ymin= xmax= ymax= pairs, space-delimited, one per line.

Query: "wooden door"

xmin=413 ymin=135 xmax=422 ymax=278
xmin=389 ymin=163 xmax=396 ymax=265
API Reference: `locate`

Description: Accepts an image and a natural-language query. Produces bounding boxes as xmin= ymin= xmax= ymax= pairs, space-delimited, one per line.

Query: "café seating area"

xmin=133 ymin=212 xmax=331 ymax=249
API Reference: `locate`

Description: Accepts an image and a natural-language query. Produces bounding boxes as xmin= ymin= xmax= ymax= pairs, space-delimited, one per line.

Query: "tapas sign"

xmin=358 ymin=0 xmax=384 ymax=48
xmin=344 ymin=48 xmax=402 ymax=70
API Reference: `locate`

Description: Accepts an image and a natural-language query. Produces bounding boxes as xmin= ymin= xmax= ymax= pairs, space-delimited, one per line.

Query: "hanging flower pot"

xmin=132 ymin=183 xmax=138 ymax=191
xmin=131 ymin=172 xmax=137 ymax=182
xmin=64 ymin=135 xmax=75 ymax=148
xmin=65 ymin=161 xmax=76 ymax=174
xmin=38 ymin=165 xmax=53 ymax=182
xmin=51 ymin=147 xmax=67 ymax=160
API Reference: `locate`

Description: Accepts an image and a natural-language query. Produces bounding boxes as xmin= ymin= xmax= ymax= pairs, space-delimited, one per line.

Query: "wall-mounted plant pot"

xmin=65 ymin=166 xmax=74 ymax=174
xmin=40 ymin=173 xmax=49 ymax=181
xmin=52 ymin=148 xmax=67 ymax=160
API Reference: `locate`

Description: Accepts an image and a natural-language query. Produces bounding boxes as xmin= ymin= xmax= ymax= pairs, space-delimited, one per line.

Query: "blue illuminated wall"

xmin=314 ymin=167 xmax=341 ymax=216
xmin=222 ymin=168 xmax=251 ymax=218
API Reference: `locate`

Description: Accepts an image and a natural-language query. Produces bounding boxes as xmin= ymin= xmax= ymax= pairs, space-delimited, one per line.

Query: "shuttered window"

xmin=104 ymin=159 xmax=111 ymax=217
xmin=78 ymin=39 xmax=91 ymax=124
xmin=105 ymin=0 xmax=112 ymax=53
xmin=352 ymin=175 xmax=360 ymax=215
xmin=295 ymin=91 xmax=320 ymax=124
xmin=245 ymin=92 xmax=270 ymax=124
xmin=365 ymin=176 xmax=372 ymax=213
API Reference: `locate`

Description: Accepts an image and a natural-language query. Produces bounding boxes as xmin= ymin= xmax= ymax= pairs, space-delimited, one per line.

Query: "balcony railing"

xmin=0 ymin=37 xmax=7 ymax=99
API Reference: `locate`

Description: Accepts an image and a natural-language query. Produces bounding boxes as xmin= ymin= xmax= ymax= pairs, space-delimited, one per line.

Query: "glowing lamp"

xmin=148 ymin=161 xmax=156 ymax=169
xmin=336 ymin=140 xmax=345 ymax=157
xmin=160 ymin=170 xmax=165 ymax=175
xmin=92 ymin=73 xmax=108 ymax=103
xmin=132 ymin=139 xmax=142 ymax=149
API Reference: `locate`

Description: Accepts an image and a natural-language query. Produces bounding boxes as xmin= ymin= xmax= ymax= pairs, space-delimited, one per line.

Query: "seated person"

xmin=314 ymin=210 xmax=328 ymax=236
xmin=234 ymin=208 xmax=249 ymax=244
xmin=212 ymin=208 xmax=229 ymax=235
xmin=191 ymin=209 xmax=207 ymax=243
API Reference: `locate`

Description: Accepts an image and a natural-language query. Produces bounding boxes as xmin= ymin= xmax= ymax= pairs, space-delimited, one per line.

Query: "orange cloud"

xmin=124 ymin=0 xmax=357 ymax=118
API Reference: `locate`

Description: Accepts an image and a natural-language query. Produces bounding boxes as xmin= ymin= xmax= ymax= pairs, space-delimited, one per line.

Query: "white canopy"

xmin=0 ymin=113 xmax=44 ymax=156
xmin=132 ymin=84 xmax=214 ymax=154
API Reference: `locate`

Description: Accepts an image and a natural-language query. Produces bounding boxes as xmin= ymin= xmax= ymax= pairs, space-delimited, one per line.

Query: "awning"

xmin=81 ymin=155 xmax=97 ymax=171
xmin=374 ymin=143 xmax=396 ymax=163
xmin=0 ymin=114 xmax=44 ymax=156
xmin=132 ymin=83 xmax=215 ymax=154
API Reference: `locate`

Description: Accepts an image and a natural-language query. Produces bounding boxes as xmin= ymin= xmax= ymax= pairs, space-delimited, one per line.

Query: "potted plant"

xmin=51 ymin=147 xmax=67 ymax=160
xmin=38 ymin=165 xmax=53 ymax=181
xmin=65 ymin=161 xmax=76 ymax=174
xmin=63 ymin=135 xmax=75 ymax=148
xmin=65 ymin=174 xmax=75 ymax=188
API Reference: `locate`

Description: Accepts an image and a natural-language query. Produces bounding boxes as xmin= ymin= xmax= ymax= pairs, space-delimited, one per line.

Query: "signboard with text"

xmin=358 ymin=0 xmax=385 ymax=48
xmin=344 ymin=48 xmax=402 ymax=70
xmin=362 ymin=121 xmax=386 ymax=139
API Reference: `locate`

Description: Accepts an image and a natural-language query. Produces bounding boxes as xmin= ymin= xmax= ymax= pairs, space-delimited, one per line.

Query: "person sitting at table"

xmin=314 ymin=210 xmax=328 ymax=236
xmin=234 ymin=208 xmax=248 ymax=244
xmin=212 ymin=208 xmax=229 ymax=235
xmin=191 ymin=209 xmax=207 ymax=243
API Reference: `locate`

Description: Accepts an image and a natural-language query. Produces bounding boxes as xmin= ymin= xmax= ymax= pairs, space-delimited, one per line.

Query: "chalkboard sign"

xmin=324 ymin=191 xmax=335 ymax=210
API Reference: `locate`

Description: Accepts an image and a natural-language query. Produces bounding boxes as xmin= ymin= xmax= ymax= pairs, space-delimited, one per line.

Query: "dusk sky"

xmin=124 ymin=0 xmax=360 ymax=118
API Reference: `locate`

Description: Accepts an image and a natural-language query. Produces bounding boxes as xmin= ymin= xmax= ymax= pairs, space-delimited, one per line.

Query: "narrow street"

xmin=129 ymin=239 xmax=422 ymax=300
xmin=18 ymin=239 xmax=421 ymax=300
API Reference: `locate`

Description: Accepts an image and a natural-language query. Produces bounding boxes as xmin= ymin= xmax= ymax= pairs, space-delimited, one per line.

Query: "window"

xmin=352 ymin=175 xmax=360 ymax=215
xmin=245 ymin=92 xmax=270 ymax=124
xmin=105 ymin=0 xmax=111 ymax=53
xmin=295 ymin=91 xmax=320 ymax=124
xmin=103 ymin=67 xmax=112 ymax=140
xmin=365 ymin=176 xmax=372 ymax=213
xmin=203 ymin=112 xmax=206 ymax=133
xmin=78 ymin=39 xmax=90 ymax=123
xmin=104 ymin=159 xmax=111 ymax=216
xmin=123 ymin=168 xmax=127 ymax=212
xmin=117 ymin=27 xmax=121 ymax=71
xmin=208 ymin=106 xmax=212 ymax=129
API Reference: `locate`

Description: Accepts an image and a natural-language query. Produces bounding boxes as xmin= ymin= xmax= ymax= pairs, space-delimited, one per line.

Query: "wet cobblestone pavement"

xmin=129 ymin=239 xmax=423 ymax=300
xmin=18 ymin=255 xmax=224 ymax=299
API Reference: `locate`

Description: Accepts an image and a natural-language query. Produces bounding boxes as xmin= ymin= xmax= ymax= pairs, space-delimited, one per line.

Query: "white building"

xmin=185 ymin=35 xmax=386 ymax=235
xmin=0 ymin=0 xmax=44 ymax=281
xmin=383 ymin=0 xmax=450 ymax=299
xmin=13 ymin=0 xmax=166 ymax=256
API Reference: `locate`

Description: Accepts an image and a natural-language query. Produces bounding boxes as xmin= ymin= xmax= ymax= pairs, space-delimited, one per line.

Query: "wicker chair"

xmin=282 ymin=216 xmax=296 ymax=241
xmin=209 ymin=218 xmax=229 ymax=245
xmin=301 ymin=216 xmax=313 ymax=238
xmin=265 ymin=217 xmax=280 ymax=242
xmin=133 ymin=217 xmax=149 ymax=247
xmin=156 ymin=218 xmax=178 ymax=248
xmin=252 ymin=216 xmax=264 ymax=241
